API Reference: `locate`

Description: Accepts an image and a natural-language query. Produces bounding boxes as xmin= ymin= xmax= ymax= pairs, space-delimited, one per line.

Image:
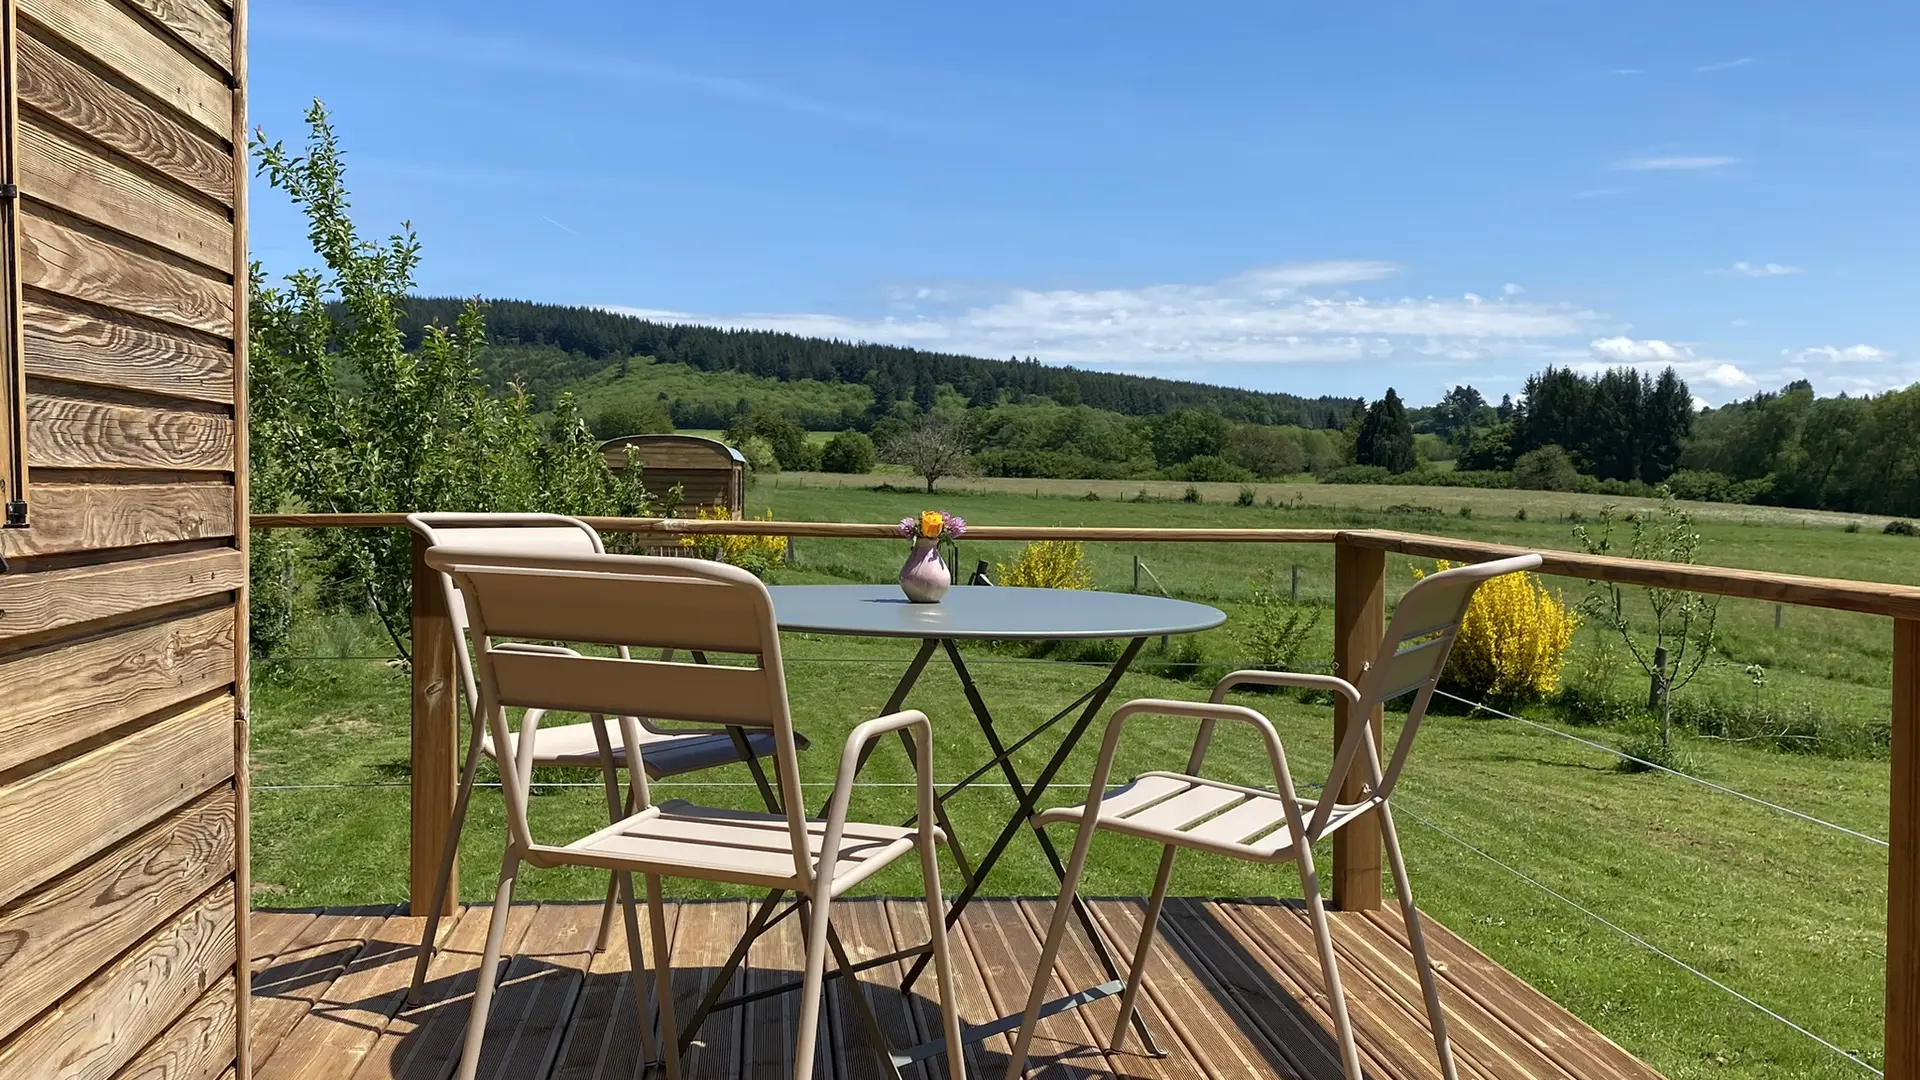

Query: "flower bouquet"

xmin=897 ymin=510 xmax=965 ymax=602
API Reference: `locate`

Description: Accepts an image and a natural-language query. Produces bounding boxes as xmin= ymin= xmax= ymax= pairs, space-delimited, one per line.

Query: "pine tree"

xmin=1355 ymin=388 xmax=1416 ymax=473
xmin=1640 ymin=366 xmax=1693 ymax=482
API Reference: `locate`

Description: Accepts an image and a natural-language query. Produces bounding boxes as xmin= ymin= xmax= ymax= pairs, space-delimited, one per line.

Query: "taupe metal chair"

xmin=427 ymin=545 xmax=969 ymax=1080
xmin=1006 ymin=553 xmax=1545 ymax=1080
xmin=403 ymin=513 xmax=796 ymax=1006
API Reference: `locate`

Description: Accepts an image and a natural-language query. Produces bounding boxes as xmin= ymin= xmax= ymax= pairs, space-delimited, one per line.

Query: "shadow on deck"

xmin=248 ymin=898 xmax=1662 ymax=1080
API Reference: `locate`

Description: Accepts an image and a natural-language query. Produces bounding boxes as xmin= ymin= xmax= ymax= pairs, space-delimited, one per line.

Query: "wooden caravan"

xmin=0 ymin=1 xmax=249 ymax=1079
xmin=600 ymin=433 xmax=745 ymax=514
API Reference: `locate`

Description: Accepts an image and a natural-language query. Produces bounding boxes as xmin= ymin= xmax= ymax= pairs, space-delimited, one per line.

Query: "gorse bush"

xmin=1234 ymin=568 xmax=1321 ymax=673
xmin=679 ymin=506 xmax=787 ymax=579
xmin=997 ymin=540 xmax=1093 ymax=590
xmin=1416 ymin=560 xmax=1578 ymax=702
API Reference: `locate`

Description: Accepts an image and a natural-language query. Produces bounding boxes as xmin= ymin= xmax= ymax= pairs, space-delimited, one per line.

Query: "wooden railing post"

xmin=410 ymin=533 xmax=458 ymax=916
xmin=1332 ymin=539 xmax=1385 ymax=911
xmin=1891 ymin=618 xmax=1918 ymax=1080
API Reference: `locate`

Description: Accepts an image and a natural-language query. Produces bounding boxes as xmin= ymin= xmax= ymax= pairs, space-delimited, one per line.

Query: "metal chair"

xmin=1006 ymin=553 xmax=1544 ymax=1080
xmin=403 ymin=513 xmax=798 ymax=1006
xmin=427 ymin=544 xmax=969 ymax=1080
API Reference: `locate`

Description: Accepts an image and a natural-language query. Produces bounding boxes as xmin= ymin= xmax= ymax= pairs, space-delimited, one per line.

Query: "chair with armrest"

xmin=429 ymin=545 xmax=968 ymax=1080
xmin=1005 ymin=553 xmax=1545 ymax=1080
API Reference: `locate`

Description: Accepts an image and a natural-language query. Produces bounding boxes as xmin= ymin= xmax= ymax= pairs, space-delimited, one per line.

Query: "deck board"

xmin=250 ymin=899 xmax=1662 ymax=1080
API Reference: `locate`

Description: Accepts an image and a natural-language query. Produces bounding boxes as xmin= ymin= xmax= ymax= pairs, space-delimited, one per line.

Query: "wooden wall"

xmin=0 ymin=0 xmax=247 ymax=1078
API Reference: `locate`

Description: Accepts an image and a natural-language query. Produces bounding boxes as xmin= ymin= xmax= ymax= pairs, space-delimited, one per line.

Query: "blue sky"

xmin=249 ymin=1 xmax=1919 ymax=406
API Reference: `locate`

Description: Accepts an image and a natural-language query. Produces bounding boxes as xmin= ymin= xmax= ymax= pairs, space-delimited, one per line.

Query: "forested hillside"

xmin=395 ymin=296 xmax=1358 ymax=426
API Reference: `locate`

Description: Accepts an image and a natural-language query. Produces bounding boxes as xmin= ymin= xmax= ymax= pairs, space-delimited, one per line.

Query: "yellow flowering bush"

xmin=997 ymin=540 xmax=1093 ymax=590
xmin=679 ymin=506 xmax=787 ymax=579
xmin=1414 ymin=560 xmax=1578 ymax=701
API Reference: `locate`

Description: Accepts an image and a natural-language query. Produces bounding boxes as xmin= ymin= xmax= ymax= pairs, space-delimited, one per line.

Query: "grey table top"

xmin=765 ymin=584 xmax=1224 ymax=640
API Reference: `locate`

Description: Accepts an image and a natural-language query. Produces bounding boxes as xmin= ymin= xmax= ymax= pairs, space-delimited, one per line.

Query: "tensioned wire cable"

xmin=1393 ymin=795 xmax=1882 ymax=1076
xmin=1430 ymin=688 xmax=1888 ymax=848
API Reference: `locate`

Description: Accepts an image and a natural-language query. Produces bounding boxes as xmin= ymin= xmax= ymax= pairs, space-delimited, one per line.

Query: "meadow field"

xmin=249 ymin=480 xmax=1909 ymax=1080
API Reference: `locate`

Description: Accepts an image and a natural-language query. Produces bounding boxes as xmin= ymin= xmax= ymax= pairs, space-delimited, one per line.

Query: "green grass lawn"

xmin=249 ymin=482 xmax=1908 ymax=1080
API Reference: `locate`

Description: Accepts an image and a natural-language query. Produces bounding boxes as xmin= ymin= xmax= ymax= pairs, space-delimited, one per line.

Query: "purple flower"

xmin=898 ymin=516 xmax=917 ymax=538
xmin=944 ymin=512 xmax=967 ymax=538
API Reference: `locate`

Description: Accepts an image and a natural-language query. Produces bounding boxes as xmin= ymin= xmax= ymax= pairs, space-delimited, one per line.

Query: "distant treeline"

xmin=393 ymin=297 xmax=1358 ymax=427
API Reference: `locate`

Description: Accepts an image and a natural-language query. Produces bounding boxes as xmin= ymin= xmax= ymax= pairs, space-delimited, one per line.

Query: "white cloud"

xmin=1695 ymin=57 xmax=1755 ymax=73
xmin=1718 ymin=260 xmax=1803 ymax=277
xmin=603 ymin=263 xmax=1606 ymax=372
xmin=1613 ymin=155 xmax=1741 ymax=171
xmin=1611 ymin=68 xmax=1644 ymax=76
xmin=1788 ymin=344 xmax=1895 ymax=364
xmin=1503 ymin=283 xmax=1525 ymax=296
xmin=1587 ymin=337 xmax=1755 ymax=388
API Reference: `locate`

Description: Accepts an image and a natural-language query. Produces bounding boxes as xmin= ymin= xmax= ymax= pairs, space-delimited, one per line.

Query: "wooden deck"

xmin=248 ymin=898 xmax=1662 ymax=1080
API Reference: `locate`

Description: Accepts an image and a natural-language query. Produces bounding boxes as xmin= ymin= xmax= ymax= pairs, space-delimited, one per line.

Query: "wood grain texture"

xmin=17 ymin=0 xmax=231 ymax=138
xmin=1891 ymin=618 xmax=1919 ymax=1080
xmin=0 ymin=602 xmax=235 ymax=774
xmin=27 ymin=390 xmax=233 ymax=470
xmin=0 ymin=885 xmax=235 ymax=1080
xmin=0 ymin=787 xmax=234 ymax=1046
xmin=1332 ymin=540 xmax=1385 ymax=912
xmin=0 ymin=695 xmax=235 ymax=908
xmin=19 ymin=116 xmax=231 ymax=271
xmin=16 ymin=32 xmax=231 ymax=204
xmin=107 ymin=974 xmax=237 ymax=1080
xmin=119 ymin=0 xmax=232 ymax=74
xmin=3 ymin=480 xmax=234 ymax=557
xmin=0 ymin=547 xmax=238 ymax=640
xmin=20 ymin=209 xmax=231 ymax=337
xmin=409 ymin=533 xmax=459 ymax=916
xmin=25 ymin=296 xmax=233 ymax=403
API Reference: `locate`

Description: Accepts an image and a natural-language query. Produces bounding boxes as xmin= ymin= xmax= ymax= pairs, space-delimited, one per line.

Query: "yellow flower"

xmin=920 ymin=510 xmax=944 ymax=538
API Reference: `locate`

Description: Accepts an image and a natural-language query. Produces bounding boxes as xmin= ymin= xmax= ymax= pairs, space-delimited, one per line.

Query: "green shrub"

xmin=1512 ymin=445 xmax=1581 ymax=491
xmin=1234 ymin=569 xmax=1321 ymax=673
xmin=589 ymin=399 xmax=674 ymax=439
xmin=1320 ymin=464 xmax=1393 ymax=485
xmin=1845 ymin=520 xmax=1863 ymax=533
xmin=818 ymin=429 xmax=876 ymax=474
xmin=1183 ymin=485 xmax=1203 ymax=503
xmin=1886 ymin=519 xmax=1919 ymax=536
xmin=1235 ymin=485 xmax=1257 ymax=507
xmin=1167 ymin=454 xmax=1255 ymax=484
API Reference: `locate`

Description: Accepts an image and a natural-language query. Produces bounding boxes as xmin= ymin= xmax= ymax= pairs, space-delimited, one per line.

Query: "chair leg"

xmin=1296 ymin=845 xmax=1364 ymax=1080
xmin=645 ymin=874 xmax=683 ymax=1080
xmin=1110 ymin=844 xmax=1177 ymax=1052
xmin=1379 ymin=801 xmax=1460 ymax=1080
xmin=409 ymin=721 xmax=487 ymax=1005
xmin=594 ymin=872 xmax=621 ymax=952
xmin=791 ymin=889 xmax=834 ymax=1080
xmin=918 ymin=832 xmax=966 ymax=1080
xmin=615 ymin=871 xmax=660 ymax=1066
xmin=453 ymin=849 xmax=520 ymax=1080
xmin=1005 ymin=821 xmax=1096 ymax=1080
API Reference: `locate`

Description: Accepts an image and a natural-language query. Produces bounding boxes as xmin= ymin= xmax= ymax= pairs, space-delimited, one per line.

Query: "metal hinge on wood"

xmin=0 ymin=184 xmax=16 ymax=200
xmin=5 ymin=499 xmax=24 ymax=527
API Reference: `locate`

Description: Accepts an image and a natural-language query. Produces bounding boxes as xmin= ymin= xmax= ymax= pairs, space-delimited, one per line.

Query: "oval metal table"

xmin=738 ymin=584 xmax=1223 ymax=1063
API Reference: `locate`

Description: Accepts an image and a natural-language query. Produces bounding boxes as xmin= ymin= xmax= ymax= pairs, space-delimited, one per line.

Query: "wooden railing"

xmin=250 ymin=513 xmax=1919 ymax=1079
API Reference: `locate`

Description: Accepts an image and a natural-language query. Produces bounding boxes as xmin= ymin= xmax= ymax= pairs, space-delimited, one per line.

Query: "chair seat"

xmin=483 ymin=722 xmax=804 ymax=780
xmin=555 ymin=799 xmax=928 ymax=893
xmin=1034 ymin=771 xmax=1373 ymax=862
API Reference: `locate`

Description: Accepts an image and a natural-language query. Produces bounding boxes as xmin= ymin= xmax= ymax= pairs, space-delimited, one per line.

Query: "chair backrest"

xmin=1309 ymin=553 xmax=1543 ymax=838
xmin=405 ymin=513 xmax=606 ymax=714
xmin=423 ymin=546 xmax=813 ymax=878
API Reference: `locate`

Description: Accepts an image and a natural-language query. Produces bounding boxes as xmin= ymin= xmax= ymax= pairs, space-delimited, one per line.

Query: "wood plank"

xmin=1010 ymin=898 xmax=1194 ymax=1080
xmin=0 ymin=786 xmax=234 ymax=1043
xmin=373 ymin=904 xmax=536 ymax=1080
xmin=2 ymin=481 xmax=235 ymax=557
xmin=0 ymin=602 xmax=235 ymax=774
xmin=743 ymin=897 xmax=831 ymax=1080
xmin=16 ymin=32 xmax=232 ymax=204
xmin=247 ymin=907 xmax=396 ymax=1071
xmin=893 ymin=899 xmax=1011 ymax=1080
xmin=120 ymin=0 xmax=233 ymax=73
xmin=1088 ymin=899 xmax=1301 ymax=1080
xmin=18 ymin=0 xmax=232 ymax=138
xmin=0 ymin=885 xmax=234 ymax=1080
xmin=964 ymin=899 xmax=1105 ymax=1079
xmin=341 ymin=908 xmax=477 ymax=1080
xmin=248 ymin=911 xmax=320 ymax=973
xmin=824 ymin=899 xmax=919 ymax=1080
xmin=107 ymin=973 xmax=238 ymax=1080
xmin=26 ymin=296 xmax=233 ymax=403
xmin=254 ymin=911 xmax=451 ymax=1080
xmin=18 ymin=116 xmax=231 ymax=272
xmin=549 ymin=898 xmax=672 ymax=1080
xmin=0 ymin=546 xmax=241 ymax=642
xmin=469 ymin=903 xmax=598 ymax=1080
xmin=674 ymin=900 xmax=745 ymax=1080
xmin=1893 ymin=618 xmax=1919 ymax=1080
xmin=27 ymin=389 xmax=233 ymax=470
xmin=0 ymin=695 xmax=235 ymax=907
xmin=20 ymin=209 xmax=232 ymax=337
xmin=1332 ymin=539 xmax=1385 ymax=911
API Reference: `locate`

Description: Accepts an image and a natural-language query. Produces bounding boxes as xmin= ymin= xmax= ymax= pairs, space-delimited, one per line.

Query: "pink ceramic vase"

xmin=898 ymin=537 xmax=951 ymax=603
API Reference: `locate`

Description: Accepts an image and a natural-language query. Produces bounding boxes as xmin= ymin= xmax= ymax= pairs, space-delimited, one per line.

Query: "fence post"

xmin=1332 ymin=539 xmax=1385 ymax=911
xmin=1291 ymin=564 xmax=1300 ymax=603
xmin=1891 ymin=617 xmax=1919 ymax=1080
xmin=1133 ymin=554 xmax=1141 ymax=594
xmin=410 ymin=533 xmax=459 ymax=916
